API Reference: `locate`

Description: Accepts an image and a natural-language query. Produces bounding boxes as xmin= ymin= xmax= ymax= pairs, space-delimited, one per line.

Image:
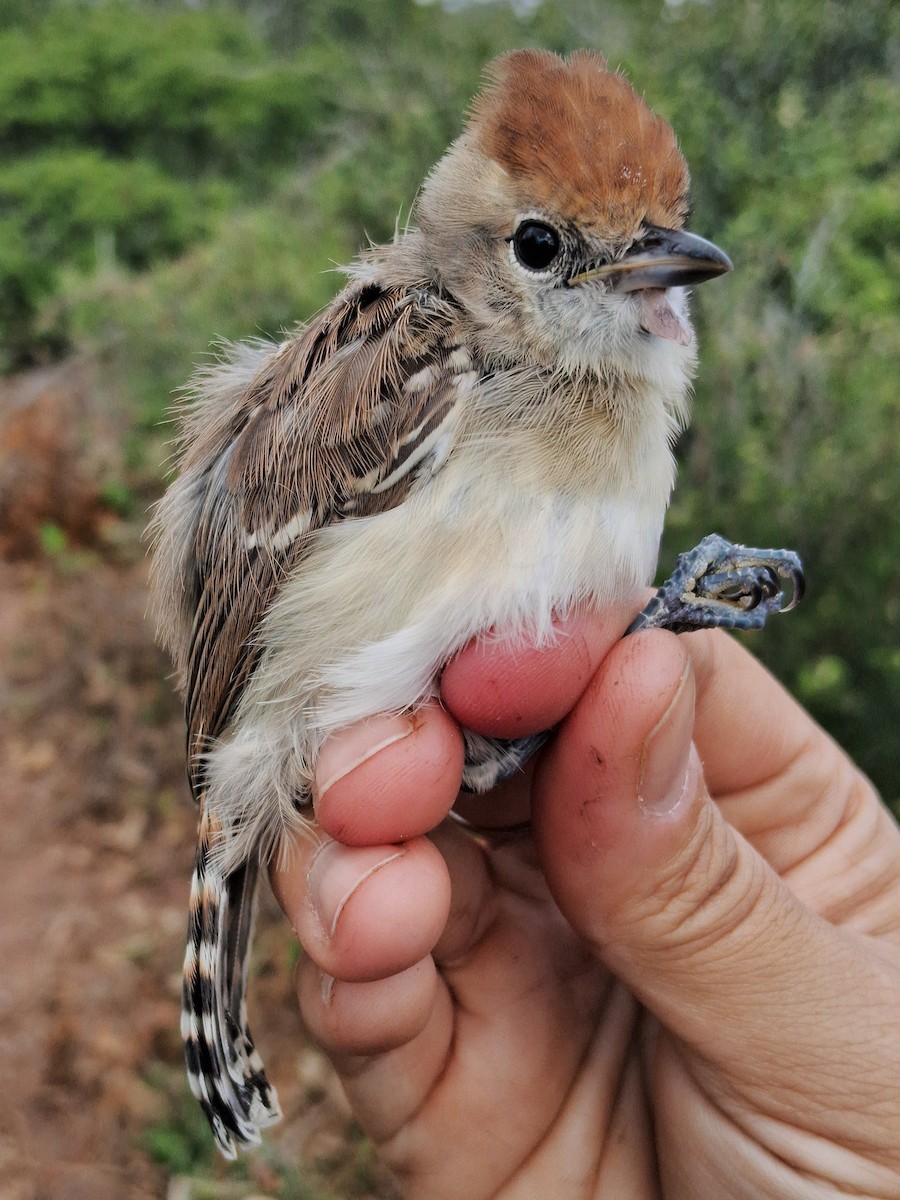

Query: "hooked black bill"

xmin=568 ymin=226 xmax=733 ymax=290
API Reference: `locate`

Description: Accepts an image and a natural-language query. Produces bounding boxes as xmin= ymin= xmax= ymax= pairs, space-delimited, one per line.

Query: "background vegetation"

xmin=1 ymin=0 xmax=897 ymax=1193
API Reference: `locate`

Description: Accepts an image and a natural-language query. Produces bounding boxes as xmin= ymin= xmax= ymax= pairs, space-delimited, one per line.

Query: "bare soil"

xmin=0 ymin=374 xmax=396 ymax=1199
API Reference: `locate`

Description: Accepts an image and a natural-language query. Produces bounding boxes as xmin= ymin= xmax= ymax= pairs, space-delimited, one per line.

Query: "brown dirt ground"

xmin=0 ymin=396 xmax=397 ymax=1200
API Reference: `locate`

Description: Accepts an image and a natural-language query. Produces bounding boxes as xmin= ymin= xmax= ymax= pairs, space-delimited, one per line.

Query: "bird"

xmin=150 ymin=48 xmax=803 ymax=1157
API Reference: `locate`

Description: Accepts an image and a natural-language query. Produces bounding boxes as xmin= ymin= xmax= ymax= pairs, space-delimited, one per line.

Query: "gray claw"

xmin=628 ymin=533 xmax=805 ymax=635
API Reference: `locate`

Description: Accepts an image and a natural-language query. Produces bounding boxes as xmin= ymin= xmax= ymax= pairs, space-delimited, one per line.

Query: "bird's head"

xmin=417 ymin=49 xmax=731 ymax=384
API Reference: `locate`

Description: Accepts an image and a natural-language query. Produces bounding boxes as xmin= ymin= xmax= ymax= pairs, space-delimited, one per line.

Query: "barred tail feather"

xmin=182 ymin=807 xmax=281 ymax=1158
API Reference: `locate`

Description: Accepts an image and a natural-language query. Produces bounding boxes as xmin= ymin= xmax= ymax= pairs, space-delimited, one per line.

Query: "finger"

xmin=534 ymin=630 xmax=900 ymax=1133
xmin=279 ymin=821 xmax=509 ymax=1151
xmin=274 ymin=813 xmax=507 ymax=1001
xmin=312 ymin=702 xmax=465 ymax=845
xmin=305 ymin=967 xmax=458 ymax=1147
xmin=447 ymin=757 xmax=535 ymax=831
xmin=296 ymin=956 xmax=440 ymax=1057
xmin=681 ymin=632 xmax=900 ymax=908
xmin=289 ymin=823 xmax=496 ymax=1127
xmin=271 ymin=834 xmax=451 ymax=982
xmin=295 ymin=816 xmax=614 ymax=1188
xmin=440 ymin=604 xmax=633 ymax=737
xmin=684 ymin=628 xmax=845 ymax=797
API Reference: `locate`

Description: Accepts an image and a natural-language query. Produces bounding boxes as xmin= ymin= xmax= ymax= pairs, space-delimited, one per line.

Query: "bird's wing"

xmin=155 ymin=281 xmax=474 ymax=794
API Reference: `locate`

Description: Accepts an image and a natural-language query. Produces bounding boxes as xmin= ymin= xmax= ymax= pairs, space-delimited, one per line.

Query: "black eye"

xmin=512 ymin=220 xmax=561 ymax=271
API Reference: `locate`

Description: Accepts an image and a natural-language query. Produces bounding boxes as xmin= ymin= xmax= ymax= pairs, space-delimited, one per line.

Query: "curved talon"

xmin=761 ymin=566 xmax=781 ymax=599
xmin=745 ymin=581 xmax=764 ymax=610
xmin=780 ymin=565 xmax=805 ymax=612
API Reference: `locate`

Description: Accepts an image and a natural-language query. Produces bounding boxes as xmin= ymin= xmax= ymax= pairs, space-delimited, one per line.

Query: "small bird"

xmin=151 ymin=49 xmax=802 ymax=1157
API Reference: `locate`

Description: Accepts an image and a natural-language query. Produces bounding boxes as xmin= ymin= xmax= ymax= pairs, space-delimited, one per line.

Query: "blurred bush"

xmin=1 ymin=0 xmax=897 ymax=804
xmin=0 ymin=0 xmax=340 ymax=367
xmin=636 ymin=0 xmax=900 ymax=798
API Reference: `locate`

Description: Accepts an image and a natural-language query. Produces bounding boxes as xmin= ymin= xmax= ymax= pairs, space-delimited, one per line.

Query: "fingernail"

xmin=314 ymin=714 xmax=415 ymax=801
xmin=638 ymin=663 xmax=698 ymax=816
xmin=307 ymin=841 xmax=404 ymax=938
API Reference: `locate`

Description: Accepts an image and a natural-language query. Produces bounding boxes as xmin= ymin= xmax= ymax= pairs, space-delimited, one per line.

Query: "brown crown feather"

xmin=469 ymin=49 xmax=690 ymax=238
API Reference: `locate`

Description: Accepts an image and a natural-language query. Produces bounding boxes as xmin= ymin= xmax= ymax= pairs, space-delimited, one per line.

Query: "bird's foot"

xmin=454 ymin=534 xmax=804 ymax=814
xmin=627 ymin=533 xmax=805 ymax=635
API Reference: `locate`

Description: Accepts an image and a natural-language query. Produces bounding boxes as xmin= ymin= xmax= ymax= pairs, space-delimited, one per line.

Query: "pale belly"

xmin=203 ymin=448 xmax=669 ymax=867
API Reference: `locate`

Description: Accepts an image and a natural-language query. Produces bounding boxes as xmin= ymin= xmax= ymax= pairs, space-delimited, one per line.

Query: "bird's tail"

xmin=181 ymin=804 xmax=281 ymax=1158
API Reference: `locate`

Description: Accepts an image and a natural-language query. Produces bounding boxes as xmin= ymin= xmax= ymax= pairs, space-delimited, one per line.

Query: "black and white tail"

xmin=181 ymin=805 xmax=281 ymax=1158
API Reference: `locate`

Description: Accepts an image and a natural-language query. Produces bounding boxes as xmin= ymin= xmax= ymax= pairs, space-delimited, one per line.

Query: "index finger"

xmin=440 ymin=604 xmax=633 ymax=737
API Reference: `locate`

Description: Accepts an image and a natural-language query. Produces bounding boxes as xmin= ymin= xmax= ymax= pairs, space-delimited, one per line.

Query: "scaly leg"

xmin=627 ymin=533 xmax=804 ymax=635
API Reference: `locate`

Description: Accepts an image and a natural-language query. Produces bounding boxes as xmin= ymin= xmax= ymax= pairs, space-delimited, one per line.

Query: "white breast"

xmin=204 ymin=398 xmax=677 ymax=868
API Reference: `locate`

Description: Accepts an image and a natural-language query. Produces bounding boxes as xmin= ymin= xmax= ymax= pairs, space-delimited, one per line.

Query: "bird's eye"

xmin=512 ymin=220 xmax=561 ymax=272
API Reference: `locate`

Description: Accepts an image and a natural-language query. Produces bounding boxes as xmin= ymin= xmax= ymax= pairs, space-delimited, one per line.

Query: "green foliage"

xmin=66 ymin=173 xmax=350 ymax=442
xmin=142 ymin=1076 xmax=217 ymax=1175
xmin=38 ymin=522 xmax=67 ymax=556
xmin=5 ymin=150 xmax=209 ymax=261
xmin=632 ymin=0 xmax=900 ymax=801
xmin=0 ymin=0 xmax=339 ymax=366
xmin=4 ymin=0 xmax=899 ymax=803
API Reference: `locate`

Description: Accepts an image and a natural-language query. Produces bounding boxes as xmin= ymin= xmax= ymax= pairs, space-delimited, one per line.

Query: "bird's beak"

xmin=568 ymin=226 xmax=733 ymax=290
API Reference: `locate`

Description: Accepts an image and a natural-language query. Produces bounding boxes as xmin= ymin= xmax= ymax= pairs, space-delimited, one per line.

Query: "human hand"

xmin=271 ymin=614 xmax=900 ymax=1199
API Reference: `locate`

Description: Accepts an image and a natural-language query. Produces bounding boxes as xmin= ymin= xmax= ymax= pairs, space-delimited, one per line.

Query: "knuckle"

xmin=624 ymin=809 xmax=770 ymax=961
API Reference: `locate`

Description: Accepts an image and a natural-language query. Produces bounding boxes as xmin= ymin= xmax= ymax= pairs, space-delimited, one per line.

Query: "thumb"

xmin=533 ymin=630 xmax=873 ymax=1078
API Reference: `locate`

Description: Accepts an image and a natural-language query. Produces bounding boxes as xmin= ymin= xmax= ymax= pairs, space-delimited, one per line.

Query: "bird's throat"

xmin=639 ymin=288 xmax=692 ymax=346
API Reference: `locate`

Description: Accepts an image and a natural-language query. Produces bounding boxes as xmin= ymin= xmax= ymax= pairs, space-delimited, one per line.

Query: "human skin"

xmin=271 ymin=614 xmax=900 ymax=1199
